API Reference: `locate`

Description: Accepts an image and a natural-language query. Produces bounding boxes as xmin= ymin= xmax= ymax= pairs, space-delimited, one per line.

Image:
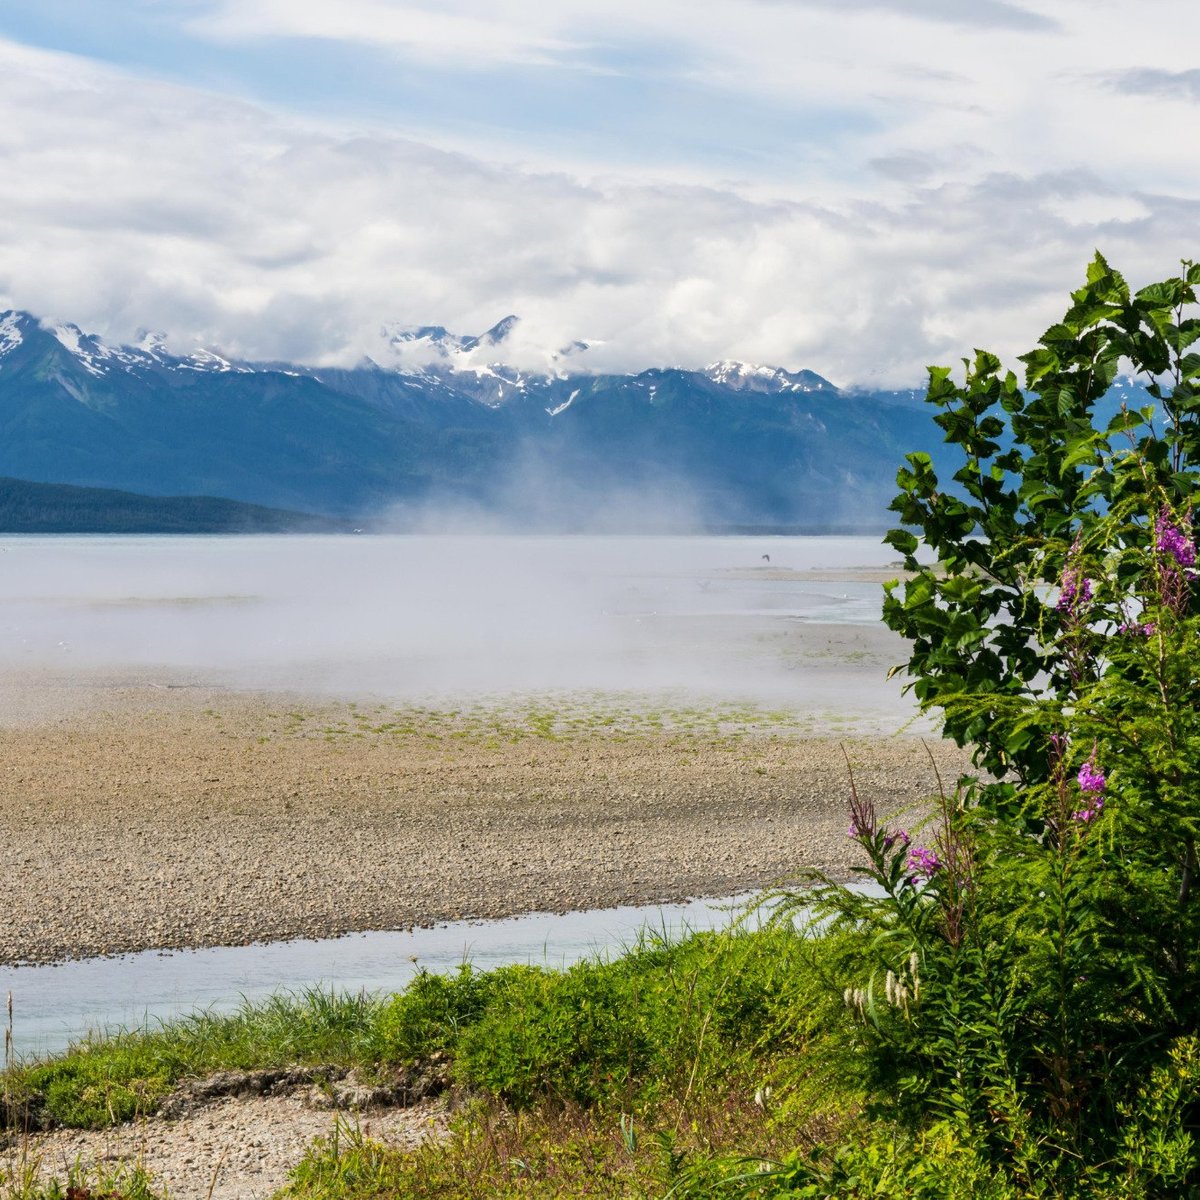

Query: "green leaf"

xmin=884 ymin=528 xmax=919 ymax=556
xmin=1106 ymin=409 xmax=1145 ymax=435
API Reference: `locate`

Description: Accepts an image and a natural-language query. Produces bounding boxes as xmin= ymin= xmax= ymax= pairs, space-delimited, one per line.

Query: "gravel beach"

xmin=0 ymin=666 xmax=967 ymax=967
xmin=16 ymin=1095 xmax=450 ymax=1200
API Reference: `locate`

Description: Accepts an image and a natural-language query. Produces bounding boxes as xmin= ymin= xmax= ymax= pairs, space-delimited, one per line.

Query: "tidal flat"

xmin=0 ymin=539 xmax=968 ymax=1200
xmin=0 ymin=676 xmax=964 ymax=967
xmin=0 ymin=535 xmax=955 ymax=966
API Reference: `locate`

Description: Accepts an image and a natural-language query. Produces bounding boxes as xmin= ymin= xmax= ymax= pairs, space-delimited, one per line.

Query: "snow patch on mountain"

xmin=704 ymin=360 xmax=835 ymax=394
xmin=53 ymin=324 xmax=110 ymax=377
xmin=181 ymin=348 xmax=246 ymax=373
xmin=0 ymin=311 xmax=25 ymax=359
xmin=546 ymin=389 xmax=580 ymax=416
xmin=54 ymin=321 xmax=150 ymax=375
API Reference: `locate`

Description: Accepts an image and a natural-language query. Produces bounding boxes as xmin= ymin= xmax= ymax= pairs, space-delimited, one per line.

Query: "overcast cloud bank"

xmin=0 ymin=2 xmax=1195 ymax=386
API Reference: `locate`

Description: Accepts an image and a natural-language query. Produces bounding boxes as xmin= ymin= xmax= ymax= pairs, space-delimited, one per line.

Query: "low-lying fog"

xmin=0 ymin=534 xmax=916 ymax=718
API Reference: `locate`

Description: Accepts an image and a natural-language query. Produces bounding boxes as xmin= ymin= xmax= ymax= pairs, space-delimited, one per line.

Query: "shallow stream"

xmin=1 ymin=894 xmax=761 ymax=1060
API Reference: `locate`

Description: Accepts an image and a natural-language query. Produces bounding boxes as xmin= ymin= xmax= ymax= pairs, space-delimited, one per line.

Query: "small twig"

xmin=922 ymin=739 xmax=948 ymax=804
xmin=839 ymin=742 xmax=859 ymax=804
xmin=841 ymin=743 xmax=877 ymax=840
xmin=4 ymin=990 xmax=12 ymax=1121
xmin=205 ymin=1146 xmax=229 ymax=1200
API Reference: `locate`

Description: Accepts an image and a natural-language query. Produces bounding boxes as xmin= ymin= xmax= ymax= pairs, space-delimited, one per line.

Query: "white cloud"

xmin=181 ymin=0 xmax=1200 ymax=190
xmin=0 ymin=2 xmax=1199 ymax=388
xmin=192 ymin=0 xmax=583 ymax=69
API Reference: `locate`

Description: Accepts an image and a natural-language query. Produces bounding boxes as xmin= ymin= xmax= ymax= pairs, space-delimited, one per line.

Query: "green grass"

xmin=282 ymin=692 xmax=816 ymax=748
xmin=1 ymin=920 xmax=871 ymax=1197
xmin=278 ymin=924 xmax=870 ymax=1198
xmin=0 ymin=1159 xmax=165 ymax=1200
xmin=278 ymin=1099 xmax=796 ymax=1198
xmin=4 ymin=989 xmax=391 ymax=1129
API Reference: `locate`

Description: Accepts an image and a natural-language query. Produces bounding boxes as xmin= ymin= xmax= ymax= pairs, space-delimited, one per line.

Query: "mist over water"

xmin=0 ymin=534 xmax=914 ymax=715
xmin=0 ymin=536 xmax=922 ymax=1047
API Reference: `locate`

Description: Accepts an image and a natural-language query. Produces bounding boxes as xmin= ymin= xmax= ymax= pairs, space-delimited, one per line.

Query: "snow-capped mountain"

xmin=372 ymin=313 xmax=595 ymax=405
xmin=380 ymin=314 xmax=523 ymax=363
xmin=703 ymin=360 xmax=837 ymax=395
xmin=0 ymin=307 xmax=959 ymax=528
xmin=51 ymin=320 xmax=250 ymax=378
xmin=0 ymin=309 xmax=847 ymax=405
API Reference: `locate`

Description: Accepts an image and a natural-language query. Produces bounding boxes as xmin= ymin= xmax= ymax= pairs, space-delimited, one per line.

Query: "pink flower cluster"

xmin=848 ymin=822 xmax=912 ymax=854
xmin=907 ymin=845 xmax=941 ymax=880
xmin=1073 ymin=758 xmax=1106 ymax=823
xmin=1077 ymin=760 xmax=1106 ymax=793
xmin=1117 ymin=621 xmax=1155 ymax=636
xmin=1155 ymin=509 xmax=1196 ymax=569
xmin=1056 ymin=569 xmax=1094 ymax=615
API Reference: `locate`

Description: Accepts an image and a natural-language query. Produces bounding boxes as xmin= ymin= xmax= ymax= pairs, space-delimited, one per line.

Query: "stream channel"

xmin=1 ymin=893 xmax=767 ymax=1060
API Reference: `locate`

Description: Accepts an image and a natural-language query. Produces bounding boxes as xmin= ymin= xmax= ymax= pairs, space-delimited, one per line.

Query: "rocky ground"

xmin=0 ymin=682 xmax=965 ymax=966
xmin=9 ymin=1091 xmax=449 ymax=1200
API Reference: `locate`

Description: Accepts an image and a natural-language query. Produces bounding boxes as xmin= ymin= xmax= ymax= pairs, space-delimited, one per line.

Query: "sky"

xmin=0 ymin=0 xmax=1197 ymax=385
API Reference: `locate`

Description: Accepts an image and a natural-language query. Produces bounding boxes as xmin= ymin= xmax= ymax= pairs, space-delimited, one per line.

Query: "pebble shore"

xmin=0 ymin=680 xmax=967 ymax=967
xmin=15 ymin=1094 xmax=449 ymax=1200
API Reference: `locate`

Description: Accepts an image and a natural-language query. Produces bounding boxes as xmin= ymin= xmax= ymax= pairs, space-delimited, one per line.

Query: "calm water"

xmin=1 ymin=895 xmax=760 ymax=1060
xmin=0 ymin=533 xmax=908 ymax=701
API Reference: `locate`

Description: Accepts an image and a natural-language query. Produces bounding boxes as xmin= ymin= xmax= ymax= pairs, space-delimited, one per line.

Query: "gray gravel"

xmin=16 ymin=1094 xmax=449 ymax=1200
xmin=0 ymin=683 xmax=967 ymax=967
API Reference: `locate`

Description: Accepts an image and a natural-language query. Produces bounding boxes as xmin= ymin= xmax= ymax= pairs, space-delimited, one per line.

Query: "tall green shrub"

xmin=883 ymin=252 xmax=1200 ymax=785
xmin=765 ymin=256 xmax=1200 ymax=1197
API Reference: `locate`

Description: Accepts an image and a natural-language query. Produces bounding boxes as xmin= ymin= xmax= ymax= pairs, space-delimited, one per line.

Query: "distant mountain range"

xmin=0 ymin=309 xmax=988 ymax=531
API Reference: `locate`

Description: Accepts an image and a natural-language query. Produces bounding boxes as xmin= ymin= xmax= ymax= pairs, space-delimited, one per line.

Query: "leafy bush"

xmin=767 ymin=255 xmax=1200 ymax=1196
xmin=398 ymin=926 xmax=820 ymax=1113
xmin=377 ymin=963 xmax=538 ymax=1063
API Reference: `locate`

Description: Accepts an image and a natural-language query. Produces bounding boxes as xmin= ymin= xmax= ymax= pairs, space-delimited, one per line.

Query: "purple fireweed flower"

xmin=1073 ymin=796 xmax=1105 ymax=824
xmin=1155 ymin=509 xmax=1196 ymax=569
xmin=907 ymin=845 xmax=941 ymax=879
xmin=883 ymin=829 xmax=911 ymax=851
xmin=1056 ymin=569 xmax=1094 ymax=614
xmin=1077 ymin=759 xmax=1106 ymax=795
xmin=1049 ymin=732 xmax=1067 ymax=769
xmin=1117 ymin=621 xmax=1155 ymax=636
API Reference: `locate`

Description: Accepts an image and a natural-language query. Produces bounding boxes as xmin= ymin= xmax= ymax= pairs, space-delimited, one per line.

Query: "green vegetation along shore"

xmin=3 ymin=917 xmax=872 ymax=1199
xmin=0 ymin=476 xmax=352 ymax=533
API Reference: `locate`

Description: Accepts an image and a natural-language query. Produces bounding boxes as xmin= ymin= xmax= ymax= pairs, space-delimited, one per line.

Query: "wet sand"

xmin=0 ymin=627 xmax=967 ymax=967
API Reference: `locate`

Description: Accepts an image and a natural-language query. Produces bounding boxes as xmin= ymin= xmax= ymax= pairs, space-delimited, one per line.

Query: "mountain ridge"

xmin=0 ymin=308 xmax=977 ymax=530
